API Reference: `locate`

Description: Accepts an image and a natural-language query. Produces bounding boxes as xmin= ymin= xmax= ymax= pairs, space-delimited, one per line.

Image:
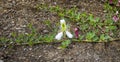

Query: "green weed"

xmin=59 ymin=40 xmax=71 ymax=49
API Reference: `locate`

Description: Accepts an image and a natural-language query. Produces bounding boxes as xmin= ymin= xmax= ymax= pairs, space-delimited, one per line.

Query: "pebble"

xmin=25 ymin=33 xmax=28 ymax=35
xmin=0 ymin=60 xmax=4 ymax=62
xmin=53 ymin=2 xmax=57 ymax=5
xmin=11 ymin=21 xmax=14 ymax=24
xmin=29 ymin=48 xmax=32 ymax=51
xmin=43 ymin=30 xmax=49 ymax=33
xmin=18 ymin=57 xmax=26 ymax=60
xmin=103 ymin=10 xmax=107 ymax=13
xmin=38 ymin=55 xmax=42 ymax=58
xmin=3 ymin=27 xmax=8 ymax=30
xmin=0 ymin=7 xmax=3 ymax=10
xmin=81 ymin=8 xmax=85 ymax=12
xmin=16 ymin=27 xmax=22 ymax=30
xmin=31 ymin=55 xmax=34 ymax=57
xmin=20 ymin=25 xmax=26 ymax=27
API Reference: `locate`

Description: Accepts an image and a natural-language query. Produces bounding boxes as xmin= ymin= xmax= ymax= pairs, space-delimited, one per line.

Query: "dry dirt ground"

xmin=0 ymin=0 xmax=120 ymax=62
xmin=0 ymin=41 xmax=120 ymax=62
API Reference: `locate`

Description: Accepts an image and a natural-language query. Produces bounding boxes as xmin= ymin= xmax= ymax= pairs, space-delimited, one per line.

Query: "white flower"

xmin=55 ymin=19 xmax=73 ymax=40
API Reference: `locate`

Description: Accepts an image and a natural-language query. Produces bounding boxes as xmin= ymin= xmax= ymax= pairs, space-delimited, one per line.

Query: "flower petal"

xmin=74 ymin=28 xmax=79 ymax=38
xmin=109 ymin=0 xmax=113 ymax=5
xmin=60 ymin=19 xmax=65 ymax=24
xmin=113 ymin=15 xmax=119 ymax=22
xmin=66 ymin=31 xmax=73 ymax=38
xmin=55 ymin=32 xmax=63 ymax=40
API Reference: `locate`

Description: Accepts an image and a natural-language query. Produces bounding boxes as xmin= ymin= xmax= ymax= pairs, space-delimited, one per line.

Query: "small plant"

xmin=49 ymin=5 xmax=61 ymax=12
xmin=0 ymin=37 xmax=9 ymax=44
xmin=59 ymin=40 xmax=71 ymax=49
xmin=43 ymin=34 xmax=54 ymax=43
xmin=86 ymin=31 xmax=96 ymax=41
xmin=104 ymin=3 xmax=114 ymax=12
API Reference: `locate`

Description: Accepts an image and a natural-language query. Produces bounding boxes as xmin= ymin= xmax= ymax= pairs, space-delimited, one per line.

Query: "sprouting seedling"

xmin=55 ymin=19 xmax=73 ymax=40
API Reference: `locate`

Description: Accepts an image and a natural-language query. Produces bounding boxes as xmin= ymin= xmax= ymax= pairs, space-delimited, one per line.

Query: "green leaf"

xmin=100 ymin=34 xmax=105 ymax=41
xmin=100 ymin=34 xmax=110 ymax=41
xmin=95 ymin=17 xmax=100 ymax=22
xmin=60 ymin=40 xmax=71 ymax=48
xmin=108 ymin=26 xmax=117 ymax=30
xmin=79 ymin=35 xmax=84 ymax=40
xmin=81 ymin=24 xmax=89 ymax=30
xmin=28 ymin=41 xmax=33 ymax=46
xmin=86 ymin=32 xmax=95 ymax=40
xmin=58 ymin=12 xmax=64 ymax=17
xmin=76 ymin=13 xmax=81 ymax=20
xmin=104 ymin=35 xmax=111 ymax=40
xmin=104 ymin=20 xmax=113 ymax=25
xmin=11 ymin=32 xmax=16 ymax=37
xmin=93 ymin=36 xmax=99 ymax=42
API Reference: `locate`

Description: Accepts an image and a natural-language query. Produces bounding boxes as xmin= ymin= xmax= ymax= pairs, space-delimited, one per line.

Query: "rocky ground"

xmin=0 ymin=41 xmax=120 ymax=62
xmin=0 ymin=0 xmax=120 ymax=62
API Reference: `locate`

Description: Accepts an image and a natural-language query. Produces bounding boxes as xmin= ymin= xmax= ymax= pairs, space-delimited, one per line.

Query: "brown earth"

xmin=0 ymin=41 xmax=120 ymax=62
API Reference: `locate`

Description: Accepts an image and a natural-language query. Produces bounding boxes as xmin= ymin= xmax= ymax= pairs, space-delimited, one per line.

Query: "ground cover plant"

xmin=0 ymin=0 xmax=120 ymax=48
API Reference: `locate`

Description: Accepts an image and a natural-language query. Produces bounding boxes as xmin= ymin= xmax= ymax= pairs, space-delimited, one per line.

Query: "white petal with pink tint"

xmin=55 ymin=32 xmax=63 ymax=40
xmin=66 ymin=31 xmax=73 ymax=38
xmin=60 ymin=19 xmax=65 ymax=24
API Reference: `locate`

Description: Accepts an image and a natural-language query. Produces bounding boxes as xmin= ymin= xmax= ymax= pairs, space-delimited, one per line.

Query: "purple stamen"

xmin=74 ymin=28 xmax=79 ymax=38
xmin=109 ymin=0 xmax=113 ymax=4
xmin=113 ymin=15 xmax=119 ymax=22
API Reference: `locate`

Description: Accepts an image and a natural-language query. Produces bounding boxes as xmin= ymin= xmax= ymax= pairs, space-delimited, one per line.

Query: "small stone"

xmin=11 ymin=21 xmax=14 ymax=24
xmin=25 ymin=33 xmax=28 ymax=35
xmin=23 ymin=48 xmax=27 ymax=51
xmin=103 ymin=10 xmax=107 ymax=13
xmin=18 ymin=30 xmax=22 ymax=33
xmin=29 ymin=48 xmax=32 ymax=51
xmin=81 ymin=8 xmax=85 ymax=11
xmin=3 ymin=27 xmax=8 ymax=30
xmin=76 ymin=23 xmax=79 ymax=25
xmin=31 ymin=55 xmax=34 ymax=57
xmin=16 ymin=27 xmax=22 ymax=30
xmin=38 ymin=55 xmax=42 ymax=58
xmin=21 ymin=25 xmax=26 ymax=27
xmin=10 ymin=42 xmax=13 ymax=44
xmin=19 ymin=57 xmax=26 ymax=60
xmin=53 ymin=2 xmax=57 ymax=5
xmin=43 ymin=30 xmax=49 ymax=33
xmin=0 ymin=60 xmax=4 ymax=62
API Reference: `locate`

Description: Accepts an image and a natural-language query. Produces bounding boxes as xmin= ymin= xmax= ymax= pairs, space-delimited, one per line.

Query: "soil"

xmin=0 ymin=41 xmax=120 ymax=62
xmin=0 ymin=0 xmax=120 ymax=62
